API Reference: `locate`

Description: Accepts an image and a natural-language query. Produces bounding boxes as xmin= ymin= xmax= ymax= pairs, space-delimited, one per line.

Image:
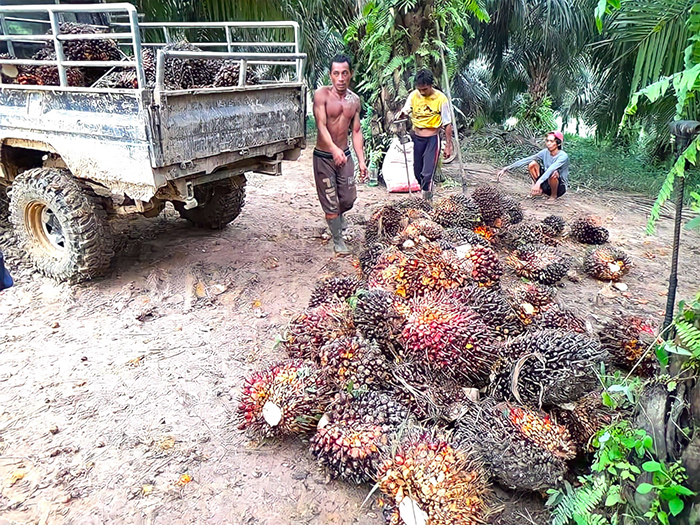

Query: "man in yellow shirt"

xmin=397 ymin=69 xmax=454 ymax=202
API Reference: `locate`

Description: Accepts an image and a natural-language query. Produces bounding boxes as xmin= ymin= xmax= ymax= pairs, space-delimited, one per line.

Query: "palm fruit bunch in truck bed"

xmin=161 ymin=41 xmax=219 ymax=89
xmin=430 ymin=194 xmax=481 ymax=228
xmin=455 ymin=398 xmax=575 ymax=491
xmin=237 ymin=359 xmax=334 ymax=438
xmin=0 ymin=53 xmax=20 ymax=83
xmin=93 ymin=48 xmax=157 ymax=89
xmin=507 ymin=243 xmax=570 ymax=284
xmin=489 ymin=329 xmax=605 ymax=406
xmin=213 ymin=60 xmax=260 ymax=87
xmin=570 ymin=215 xmax=610 ymax=244
xmin=318 ymin=335 xmax=391 ymax=391
xmin=52 ymin=22 xmax=121 ymax=62
xmin=377 ymin=429 xmax=489 ymax=525
xmin=583 ymin=246 xmax=632 ymax=281
xmin=310 ymin=391 xmax=409 ymax=484
xmin=598 ymin=315 xmax=657 ymax=376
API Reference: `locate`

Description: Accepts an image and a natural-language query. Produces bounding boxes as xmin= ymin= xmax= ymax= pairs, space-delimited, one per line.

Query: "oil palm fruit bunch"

xmin=368 ymin=243 xmax=471 ymax=297
xmin=499 ymin=221 xmax=545 ymax=250
xmin=570 ymin=215 xmax=609 ymax=245
xmin=583 ymin=246 xmax=632 ymax=281
xmin=501 ymin=196 xmax=524 ymax=225
xmin=0 ymin=53 xmax=19 ymax=83
xmin=366 ymin=204 xmax=406 ymax=244
xmin=353 ymin=289 xmax=407 ymax=357
xmin=508 ymin=282 xmax=557 ymax=310
xmin=462 ymin=245 xmax=503 ymax=286
xmin=507 ymin=244 xmax=570 ymax=285
xmin=470 ymin=185 xmax=507 ymax=226
xmin=489 ymin=329 xmax=605 ymax=406
xmin=443 ymin=227 xmax=490 ymax=248
xmin=280 ymin=302 xmax=355 ymax=361
xmin=388 ymin=361 xmax=473 ymax=423
xmin=395 ymin=196 xmax=433 ymax=213
xmin=308 ymin=276 xmax=361 ymax=308
xmin=539 ymin=306 xmax=590 ymax=334
xmin=452 ymin=285 xmax=525 ymax=339
xmin=162 ymin=41 xmax=218 ymax=89
xmin=377 ymin=429 xmax=489 ymax=525
xmin=49 ymin=22 xmax=120 ymax=62
xmin=553 ymin=391 xmax=621 ymax=450
xmin=359 ymin=242 xmax=391 ymax=276
xmin=598 ymin=315 xmax=657 ymax=376
xmin=472 ymin=225 xmax=495 ymax=243
xmin=213 ymin=59 xmax=260 ymax=87
xmin=401 ymin=293 xmax=497 ymax=386
xmin=430 ymin=194 xmax=482 ymax=228
xmin=93 ymin=48 xmax=157 ymax=89
xmin=455 ymin=398 xmax=574 ymax=491
xmin=542 ymin=215 xmax=566 ymax=237
xmin=19 ymin=65 xmax=84 ymax=86
xmin=318 ymin=335 xmax=391 ymax=391
xmin=310 ymin=391 xmax=409 ymax=483
xmin=394 ymin=218 xmax=444 ymax=248
xmin=237 ymin=359 xmax=334 ymax=438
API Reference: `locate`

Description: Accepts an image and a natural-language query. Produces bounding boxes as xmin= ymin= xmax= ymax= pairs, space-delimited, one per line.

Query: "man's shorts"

xmin=312 ymin=148 xmax=357 ymax=215
xmin=541 ymin=178 xmax=567 ymax=197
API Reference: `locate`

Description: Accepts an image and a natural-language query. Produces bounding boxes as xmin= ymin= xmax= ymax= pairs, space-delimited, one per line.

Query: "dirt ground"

xmin=0 ymin=149 xmax=698 ymax=525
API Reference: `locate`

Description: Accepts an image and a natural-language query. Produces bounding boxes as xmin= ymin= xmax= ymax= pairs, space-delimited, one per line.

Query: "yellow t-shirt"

xmin=403 ymin=89 xmax=452 ymax=129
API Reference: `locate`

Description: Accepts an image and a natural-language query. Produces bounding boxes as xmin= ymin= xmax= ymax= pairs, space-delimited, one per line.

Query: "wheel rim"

xmin=25 ymin=201 xmax=66 ymax=256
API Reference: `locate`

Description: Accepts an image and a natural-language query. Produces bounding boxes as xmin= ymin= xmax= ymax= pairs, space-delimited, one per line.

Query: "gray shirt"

xmin=507 ymin=148 xmax=570 ymax=186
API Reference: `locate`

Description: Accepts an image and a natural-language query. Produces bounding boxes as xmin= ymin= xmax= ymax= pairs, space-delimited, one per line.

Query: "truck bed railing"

xmin=0 ymin=3 xmax=305 ymax=92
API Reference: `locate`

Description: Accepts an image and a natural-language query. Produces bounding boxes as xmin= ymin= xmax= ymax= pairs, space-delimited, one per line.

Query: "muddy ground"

xmin=0 ymin=150 xmax=698 ymax=525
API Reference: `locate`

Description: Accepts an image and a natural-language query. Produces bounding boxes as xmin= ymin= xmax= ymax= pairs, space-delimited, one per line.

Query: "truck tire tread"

xmin=174 ymin=176 xmax=246 ymax=229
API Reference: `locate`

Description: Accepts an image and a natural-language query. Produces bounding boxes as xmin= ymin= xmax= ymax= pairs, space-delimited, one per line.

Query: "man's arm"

xmin=396 ymin=92 xmax=413 ymax=120
xmin=312 ymin=88 xmax=346 ymax=167
xmin=497 ymin=150 xmax=544 ymax=181
xmin=352 ymin=103 xmax=367 ymax=178
xmin=440 ymin=97 xmax=454 ymax=158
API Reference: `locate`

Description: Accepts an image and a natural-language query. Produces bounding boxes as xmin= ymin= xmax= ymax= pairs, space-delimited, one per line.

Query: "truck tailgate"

xmin=154 ymin=84 xmax=305 ymax=168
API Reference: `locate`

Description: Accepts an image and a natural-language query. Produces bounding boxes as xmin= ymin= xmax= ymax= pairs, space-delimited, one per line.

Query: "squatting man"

xmin=312 ymin=55 xmax=367 ymax=255
xmin=497 ymin=131 xmax=570 ymax=201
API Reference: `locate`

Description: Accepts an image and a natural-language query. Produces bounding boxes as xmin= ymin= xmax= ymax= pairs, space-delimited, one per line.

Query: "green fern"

xmin=676 ymin=319 xmax=700 ymax=354
xmin=549 ymin=476 xmax=612 ymax=525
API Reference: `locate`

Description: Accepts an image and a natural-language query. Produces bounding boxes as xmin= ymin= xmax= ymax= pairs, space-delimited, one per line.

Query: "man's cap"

xmin=549 ymin=131 xmax=564 ymax=144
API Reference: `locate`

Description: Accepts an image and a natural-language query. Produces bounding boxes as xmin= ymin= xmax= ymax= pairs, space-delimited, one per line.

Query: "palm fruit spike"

xmin=452 ymin=285 xmax=525 ymax=339
xmin=359 ymin=241 xmax=391 ymax=277
xmin=388 ymin=361 xmax=474 ymax=422
xmin=318 ymin=335 xmax=390 ymax=391
xmin=570 ymin=215 xmax=609 ymax=244
xmin=509 ymin=281 xmax=558 ymax=307
xmin=471 ymin=185 xmax=505 ymax=226
xmin=500 ymin=221 xmax=545 ymax=250
xmin=279 ymin=302 xmax=355 ymax=361
xmin=554 ymin=391 xmax=621 ymax=450
xmin=401 ymin=292 xmax=498 ymax=386
xmin=598 ymin=315 xmax=657 ymax=376
xmin=463 ymin=245 xmax=503 ymax=286
xmin=430 ymin=194 xmax=482 ymax=228
xmin=507 ymin=243 xmax=570 ymax=285
xmin=51 ymin=22 xmax=120 ymax=62
xmin=394 ymin=218 xmax=444 ymax=247
xmin=93 ymin=48 xmax=157 ymax=89
xmin=308 ymin=276 xmax=361 ymax=308
xmin=583 ymin=246 xmax=632 ymax=281
xmin=488 ymin=329 xmax=605 ymax=406
xmin=501 ymin=196 xmax=524 ymax=225
xmin=506 ymin=404 xmax=576 ymax=459
xmin=368 ymin=242 xmax=471 ymax=297
xmin=539 ymin=305 xmax=590 ymax=334
xmin=377 ymin=429 xmax=489 ymax=525
xmin=353 ymin=289 xmax=407 ymax=357
xmin=237 ymin=359 xmax=334 ymax=438
xmin=310 ymin=391 xmax=409 ymax=484
xmin=395 ymin=196 xmax=433 ymax=213
xmin=32 ymin=65 xmax=84 ymax=87
xmin=443 ymin=227 xmax=490 ymax=248
xmin=161 ymin=41 xmax=218 ymax=90
xmin=542 ymin=215 xmax=566 ymax=237
xmin=454 ymin=397 xmax=572 ymax=491
xmin=366 ymin=204 xmax=406 ymax=245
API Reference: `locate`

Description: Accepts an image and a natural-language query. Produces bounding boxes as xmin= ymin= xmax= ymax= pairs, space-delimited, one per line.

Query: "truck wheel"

xmin=174 ymin=176 xmax=246 ymax=229
xmin=9 ymin=168 xmax=114 ymax=282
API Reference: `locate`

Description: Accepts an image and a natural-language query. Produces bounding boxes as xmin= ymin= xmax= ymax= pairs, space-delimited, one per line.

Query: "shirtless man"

xmin=312 ymin=55 xmax=367 ymax=255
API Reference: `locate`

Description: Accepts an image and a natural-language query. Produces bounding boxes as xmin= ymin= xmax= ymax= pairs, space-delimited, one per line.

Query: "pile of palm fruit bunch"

xmin=236 ymin=186 xmax=661 ymax=524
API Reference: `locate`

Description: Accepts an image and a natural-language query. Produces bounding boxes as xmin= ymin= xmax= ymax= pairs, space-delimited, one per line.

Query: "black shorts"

xmin=541 ymin=178 xmax=567 ymax=197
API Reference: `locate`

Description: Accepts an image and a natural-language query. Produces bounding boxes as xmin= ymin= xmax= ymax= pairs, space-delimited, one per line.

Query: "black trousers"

xmin=412 ymin=133 xmax=440 ymax=192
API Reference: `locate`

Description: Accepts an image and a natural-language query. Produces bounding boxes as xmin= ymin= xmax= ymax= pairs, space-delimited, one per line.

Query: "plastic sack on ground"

xmin=382 ymin=137 xmax=420 ymax=193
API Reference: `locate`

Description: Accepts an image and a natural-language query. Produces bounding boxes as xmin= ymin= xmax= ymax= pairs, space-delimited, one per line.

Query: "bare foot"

xmin=546 ymin=198 xmax=557 ymax=204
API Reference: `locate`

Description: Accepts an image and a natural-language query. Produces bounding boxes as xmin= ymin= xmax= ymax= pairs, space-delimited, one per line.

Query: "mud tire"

xmin=174 ymin=176 xmax=246 ymax=229
xmin=9 ymin=168 xmax=114 ymax=282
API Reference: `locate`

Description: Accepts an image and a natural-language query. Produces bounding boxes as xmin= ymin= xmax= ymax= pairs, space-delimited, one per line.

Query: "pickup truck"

xmin=0 ymin=3 xmax=306 ymax=281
